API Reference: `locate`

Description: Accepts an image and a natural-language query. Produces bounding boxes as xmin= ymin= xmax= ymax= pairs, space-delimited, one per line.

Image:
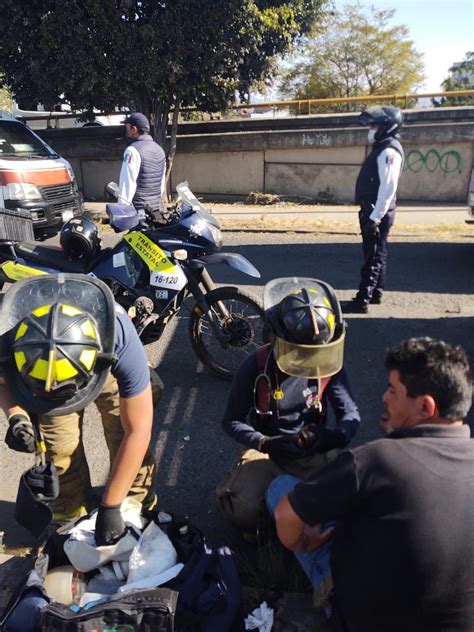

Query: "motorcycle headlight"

xmin=208 ymin=223 xmax=222 ymax=248
xmin=7 ymin=182 xmax=42 ymax=201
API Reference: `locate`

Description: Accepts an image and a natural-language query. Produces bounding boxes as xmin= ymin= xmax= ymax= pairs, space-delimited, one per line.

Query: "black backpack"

xmin=1 ymin=516 xmax=241 ymax=632
xmin=0 ymin=551 xmax=177 ymax=632
xmin=167 ymin=534 xmax=241 ymax=631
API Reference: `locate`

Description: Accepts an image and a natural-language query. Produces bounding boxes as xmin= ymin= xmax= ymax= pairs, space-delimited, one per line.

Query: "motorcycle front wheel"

xmin=189 ymin=286 xmax=265 ymax=380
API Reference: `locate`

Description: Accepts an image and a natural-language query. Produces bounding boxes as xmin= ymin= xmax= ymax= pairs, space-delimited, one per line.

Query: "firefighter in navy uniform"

xmin=118 ymin=112 xmax=166 ymax=219
xmin=343 ymin=106 xmax=404 ymax=314
xmin=216 ymin=277 xmax=361 ymax=531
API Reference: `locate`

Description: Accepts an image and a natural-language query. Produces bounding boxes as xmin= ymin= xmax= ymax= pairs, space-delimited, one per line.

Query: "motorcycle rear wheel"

xmin=189 ymin=286 xmax=265 ymax=380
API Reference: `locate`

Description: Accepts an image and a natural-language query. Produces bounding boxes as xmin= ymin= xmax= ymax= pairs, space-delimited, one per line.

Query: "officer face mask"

xmin=367 ymin=127 xmax=378 ymax=143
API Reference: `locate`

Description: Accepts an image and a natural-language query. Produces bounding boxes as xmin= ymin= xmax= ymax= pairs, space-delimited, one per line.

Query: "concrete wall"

xmin=38 ymin=108 xmax=474 ymax=203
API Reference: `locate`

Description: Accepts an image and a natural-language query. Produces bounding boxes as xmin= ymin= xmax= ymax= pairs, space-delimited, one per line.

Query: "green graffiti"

xmin=404 ymin=149 xmax=463 ymax=174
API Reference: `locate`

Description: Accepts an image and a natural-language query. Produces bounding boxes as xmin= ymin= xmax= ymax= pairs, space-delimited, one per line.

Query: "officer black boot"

xmin=341 ymin=299 xmax=368 ymax=314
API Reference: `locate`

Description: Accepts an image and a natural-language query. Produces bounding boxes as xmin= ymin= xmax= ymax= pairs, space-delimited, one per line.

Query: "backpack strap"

xmin=254 ymin=345 xmax=332 ymax=418
xmin=309 ymin=375 xmax=331 ymax=418
xmin=253 ymin=343 xmax=273 ymax=416
xmin=317 ymin=376 xmax=330 ymax=404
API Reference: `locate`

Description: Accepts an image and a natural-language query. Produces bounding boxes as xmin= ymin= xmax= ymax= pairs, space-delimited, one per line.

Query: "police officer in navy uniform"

xmin=343 ymin=106 xmax=404 ymax=314
xmin=118 ymin=112 xmax=166 ymax=219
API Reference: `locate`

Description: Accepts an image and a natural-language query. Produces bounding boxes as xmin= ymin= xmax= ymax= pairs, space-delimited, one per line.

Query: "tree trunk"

xmin=165 ymin=94 xmax=181 ymax=198
xmin=133 ymin=89 xmax=170 ymax=149
xmin=132 ymin=88 xmax=152 ymax=123
xmin=151 ymin=100 xmax=170 ymax=150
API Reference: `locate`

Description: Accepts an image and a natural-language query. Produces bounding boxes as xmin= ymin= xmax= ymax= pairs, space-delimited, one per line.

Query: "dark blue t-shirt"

xmin=111 ymin=306 xmax=150 ymax=398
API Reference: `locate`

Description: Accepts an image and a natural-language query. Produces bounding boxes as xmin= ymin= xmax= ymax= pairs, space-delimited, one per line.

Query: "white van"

xmin=0 ymin=111 xmax=83 ymax=232
xmin=12 ymin=101 xmax=123 ymax=130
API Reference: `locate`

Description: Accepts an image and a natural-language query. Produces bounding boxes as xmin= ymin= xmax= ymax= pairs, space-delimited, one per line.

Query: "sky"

xmin=333 ymin=0 xmax=474 ymax=92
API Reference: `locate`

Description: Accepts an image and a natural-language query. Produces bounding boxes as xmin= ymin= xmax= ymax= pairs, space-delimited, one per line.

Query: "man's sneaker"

xmin=341 ymin=299 xmax=368 ymax=314
xmin=370 ymin=295 xmax=382 ymax=304
xmin=313 ymin=573 xmax=334 ymax=609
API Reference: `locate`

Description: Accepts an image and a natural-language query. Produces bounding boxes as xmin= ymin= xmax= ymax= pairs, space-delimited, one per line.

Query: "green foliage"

xmin=279 ymin=1 xmax=425 ymax=112
xmin=0 ymin=0 xmax=328 ymax=150
xmin=434 ymin=51 xmax=474 ymax=107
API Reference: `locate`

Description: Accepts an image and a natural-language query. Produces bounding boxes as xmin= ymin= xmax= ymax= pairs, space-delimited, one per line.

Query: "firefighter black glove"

xmin=5 ymin=414 xmax=36 ymax=453
xmin=297 ymin=425 xmax=349 ymax=454
xmin=95 ymin=503 xmax=126 ymax=546
xmin=362 ymin=220 xmax=380 ymax=239
xmin=260 ymin=434 xmax=301 ymax=458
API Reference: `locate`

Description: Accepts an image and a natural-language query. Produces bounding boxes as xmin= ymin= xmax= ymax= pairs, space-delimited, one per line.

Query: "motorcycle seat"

xmin=14 ymin=242 xmax=103 ymax=273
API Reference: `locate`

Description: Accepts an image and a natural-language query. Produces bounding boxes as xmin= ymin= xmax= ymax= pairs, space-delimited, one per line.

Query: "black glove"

xmin=95 ymin=503 xmax=126 ymax=546
xmin=362 ymin=220 xmax=380 ymax=239
xmin=297 ymin=425 xmax=349 ymax=453
xmin=5 ymin=414 xmax=36 ymax=453
xmin=260 ymin=434 xmax=301 ymax=458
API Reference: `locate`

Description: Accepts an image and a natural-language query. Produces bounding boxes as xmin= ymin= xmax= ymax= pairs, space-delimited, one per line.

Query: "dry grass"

xmin=231 ymin=520 xmax=312 ymax=594
xmin=84 ymin=204 xmax=472 ymax=240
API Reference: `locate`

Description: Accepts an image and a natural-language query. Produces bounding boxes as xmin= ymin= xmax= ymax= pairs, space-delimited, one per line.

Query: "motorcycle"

xmin=0 ymin=182 xmax=265 ymax=380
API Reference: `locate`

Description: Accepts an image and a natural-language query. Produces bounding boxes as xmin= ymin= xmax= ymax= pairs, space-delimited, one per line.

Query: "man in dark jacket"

xmin=273 ymin=337 xmax=474 ymax=630
xmin=216 ymin=277 xmax=360 ymax=532
xmin=118 ymin=112 xmax=166 ymax=218
xmin=343 ymin=106 xmax=404 ymax=314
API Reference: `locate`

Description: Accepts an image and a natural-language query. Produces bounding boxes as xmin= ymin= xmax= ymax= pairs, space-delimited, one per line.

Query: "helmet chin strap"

xmin=44 ymin=348 xmax=56 ymax=393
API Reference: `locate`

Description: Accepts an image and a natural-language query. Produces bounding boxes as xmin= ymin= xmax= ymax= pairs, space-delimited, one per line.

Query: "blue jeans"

xmin=265 ymin=474 xmax=332 ymax=589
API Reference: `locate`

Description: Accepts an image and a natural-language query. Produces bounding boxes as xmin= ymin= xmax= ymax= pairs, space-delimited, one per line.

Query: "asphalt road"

xmin=1 ymin=229 xmax=474 ymax=551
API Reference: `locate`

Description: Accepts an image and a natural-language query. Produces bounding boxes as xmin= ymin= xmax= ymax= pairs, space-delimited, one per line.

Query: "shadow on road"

xmin=213 ymin=240 xmax=474 ymax=296
xmin=1 ymin=235 xmax=473 ymax=547
xmin=149 ymin=312 xmax=474 ymax=539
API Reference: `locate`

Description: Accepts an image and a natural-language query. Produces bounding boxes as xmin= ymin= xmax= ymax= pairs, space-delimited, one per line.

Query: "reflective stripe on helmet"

xmin=61 ymin=305 xmax=83 ymax=317
xmin=14 ymin=350 xmax=27 ymax=371
xmin=81 ymin=319 xmax=97 ymax=339
xmin=32 ymin=305 xmax=51 ymax=318
xmin=79 ymin=348 xmax=97 ymax=370
xmin=15 ymin=322 xmax=28 ymax=340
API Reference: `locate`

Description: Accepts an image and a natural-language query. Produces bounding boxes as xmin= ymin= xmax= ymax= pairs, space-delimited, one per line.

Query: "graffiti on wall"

xmin=404 ymin=149 xmax=463 ymax=174
xmin=302 ymin=132 xmax=332 ymax=147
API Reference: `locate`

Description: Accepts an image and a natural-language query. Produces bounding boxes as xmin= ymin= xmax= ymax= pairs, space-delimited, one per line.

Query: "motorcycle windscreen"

xmin=273 ymin=331 xmax=345 ymax=379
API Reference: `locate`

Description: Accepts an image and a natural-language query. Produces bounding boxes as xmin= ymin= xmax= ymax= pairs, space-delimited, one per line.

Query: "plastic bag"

xmin=127 ymin=521 xmax=178 ymax=584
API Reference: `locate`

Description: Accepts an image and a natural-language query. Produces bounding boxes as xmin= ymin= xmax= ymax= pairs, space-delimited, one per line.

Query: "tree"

xmin=0 ymin=83 xmax=12 ymax=113
xmin=279 ymin=1 xmax=425 ymax=112
xmin=0 ymin=0 xmax=327 ymax=182
xmin=434 ymin=52 xmax=474 ymax=106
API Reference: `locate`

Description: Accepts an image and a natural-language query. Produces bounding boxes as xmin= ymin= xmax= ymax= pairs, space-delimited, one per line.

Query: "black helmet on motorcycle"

xmin=0 ymin=274 xmax=116 ymax=416
xmin=60 ymin=218 xmax=100 ymax=261
xmin=264 ymin=277 xmax=345 ymax=379
xmin=358 ymin=106 xmax=403 ymax=141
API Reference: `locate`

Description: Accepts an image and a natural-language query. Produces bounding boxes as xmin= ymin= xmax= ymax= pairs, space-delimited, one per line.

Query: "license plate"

xmin=62 ymin=210 xmax=74 ymax=221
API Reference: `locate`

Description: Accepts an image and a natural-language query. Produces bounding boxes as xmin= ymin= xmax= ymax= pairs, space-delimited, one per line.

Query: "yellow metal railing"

xmin=224 ymin=90 xmax=474 ymax=115
xmin=11 ymin=89 xmax=474 ymax=126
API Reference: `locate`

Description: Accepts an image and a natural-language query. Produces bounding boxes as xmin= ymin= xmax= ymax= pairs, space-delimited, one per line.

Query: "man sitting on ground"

xmin=271 ymin=337 xmax=474 ymax=630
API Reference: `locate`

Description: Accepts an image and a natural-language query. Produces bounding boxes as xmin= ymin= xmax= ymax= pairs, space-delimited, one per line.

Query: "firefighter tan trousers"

xmin=39 ymin=372 xmax=157 ymax=516
xmin=216 ymin=448 xmax=331 ymax=531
